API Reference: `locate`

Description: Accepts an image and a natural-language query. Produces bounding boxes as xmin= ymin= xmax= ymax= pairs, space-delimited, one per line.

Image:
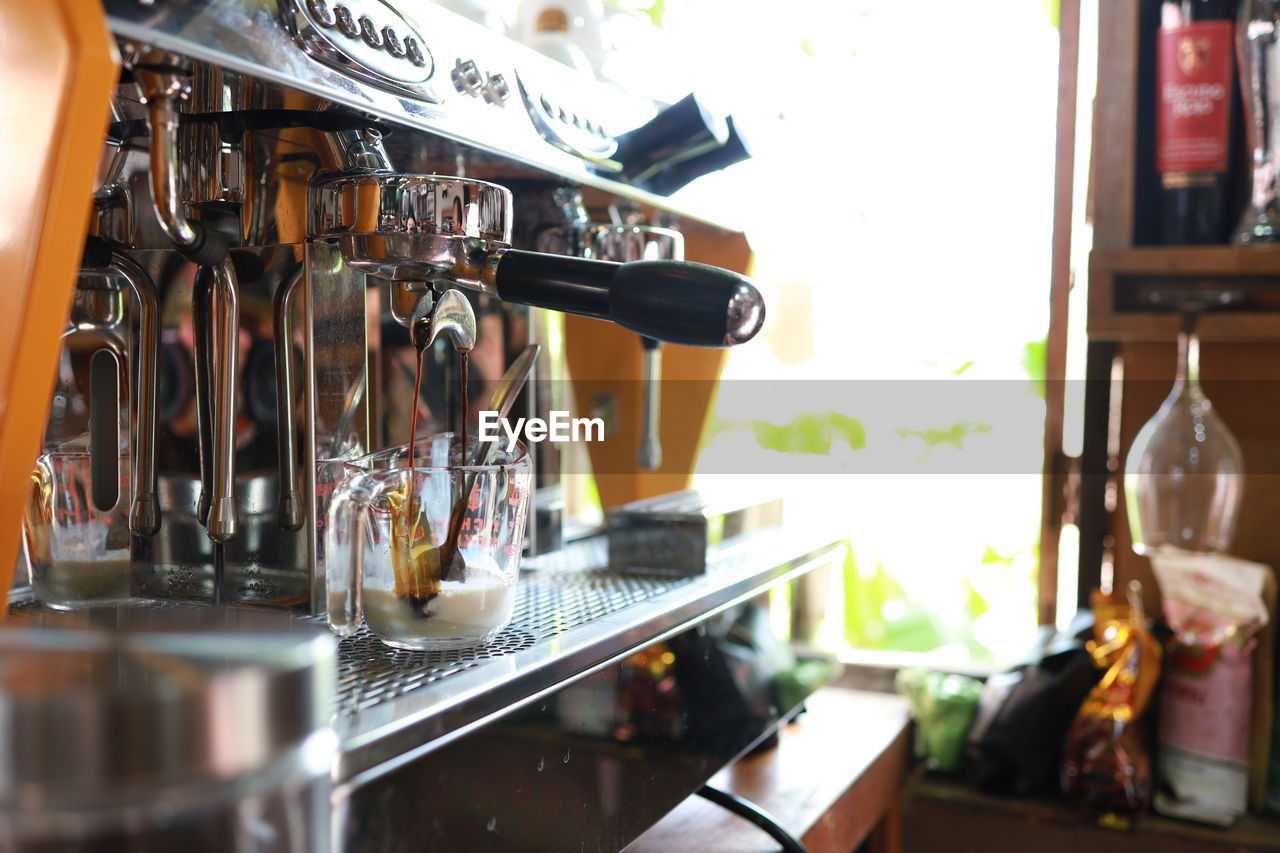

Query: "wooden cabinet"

xmin=1044 ymin=0 xmax=1278 ymax=814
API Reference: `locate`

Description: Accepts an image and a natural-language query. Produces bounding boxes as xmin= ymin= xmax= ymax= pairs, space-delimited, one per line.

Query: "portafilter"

xmin=309 ymin=174 xmax=765 ymax=348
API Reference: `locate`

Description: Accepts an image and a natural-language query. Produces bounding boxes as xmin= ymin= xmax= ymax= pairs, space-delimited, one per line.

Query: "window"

xmin=647 ymin=0 xmax=1063 ymax=664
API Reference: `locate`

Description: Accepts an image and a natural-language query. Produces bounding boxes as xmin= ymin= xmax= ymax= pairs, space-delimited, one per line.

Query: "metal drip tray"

xmin=9 ymin=532 xmax=843 ymax=791
xmin=328 ymin=531 xmax=842 ymax=788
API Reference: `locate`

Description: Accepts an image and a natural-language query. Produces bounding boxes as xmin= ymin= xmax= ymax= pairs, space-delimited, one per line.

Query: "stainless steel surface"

xmin=0 ymin=607 xmax=337 ymax=851
xmin=515 ymin=70 xmax=621 ymax=169
xmin=324 ymin=125 xmax=392 ymax=173
xmin=101 ymin=0 xmax=713 ymax=223
xmin=0 ymin=606 xmax=335 ymax=790
xmin=639 ymin=341 xmax=662 ymax=470
xmin=423 ymin=288 xmax=476 ymax=352
xmin=207 ymin=257 xmax=241 ymax=543
xmin=193 ymin=261 xmax=215 ymax=526
xmin=137 ymin=64 xmax=199 ymax=251
xmin=406 ymin=289 xmax=434 ymax=347
xmin=279 ymin=0 xmax=438 ymax=101
xmin=392 ymin=279 xmax=432 ymax=328
xmin=110 ymin=252 xmax=161 ymax=536
xmin=327 ymin=530 xmax=842 ymax=787
xmin=274 ymin=268 xmax=305 ymax=531
xmin=310 ymin=171 xmax=513 ymax=285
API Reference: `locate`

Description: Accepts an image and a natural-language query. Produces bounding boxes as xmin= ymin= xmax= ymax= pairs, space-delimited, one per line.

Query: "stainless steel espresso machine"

xmin=7 ymin=2 xmax=846 ymax=849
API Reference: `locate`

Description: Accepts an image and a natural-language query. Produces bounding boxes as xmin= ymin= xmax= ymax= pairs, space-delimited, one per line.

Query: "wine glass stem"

xmin=1177 ymin=310 xmax=1201 ymax=390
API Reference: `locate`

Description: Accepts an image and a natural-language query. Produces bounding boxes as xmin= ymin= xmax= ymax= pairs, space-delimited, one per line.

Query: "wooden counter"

xmin=624 ymin=688 xmax=912 ymax=853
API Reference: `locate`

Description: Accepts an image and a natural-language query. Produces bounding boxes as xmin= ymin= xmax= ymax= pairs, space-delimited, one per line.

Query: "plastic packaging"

xmin=896 ymin=668 xmax=983 ymax=773
xmin=1150 ymin=550 xmax=1271 ymax=826
xmin=1061 ymin=583 xmax=1162 ymax=826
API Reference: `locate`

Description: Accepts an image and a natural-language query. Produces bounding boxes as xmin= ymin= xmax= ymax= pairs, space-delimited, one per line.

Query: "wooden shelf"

xmin=905 ymin=776 xmax=1280 ymax=853
xmin=1092 ymin=246 xmax=1280 ymax=276
xmin=1088 ymin=247 xmax=1280 ymax=342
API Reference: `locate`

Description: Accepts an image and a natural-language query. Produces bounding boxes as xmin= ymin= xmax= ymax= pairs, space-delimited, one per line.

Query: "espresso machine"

xmin=0 ymin=2 xmax=855 ymax=850
xmin=14 ymin=0 xmax=763 ymax=615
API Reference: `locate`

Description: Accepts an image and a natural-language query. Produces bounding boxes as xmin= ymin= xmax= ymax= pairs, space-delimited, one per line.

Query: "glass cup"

xmin=326 ymin=434 xmax=531 ymax=650
xmin=23 ymin=448 xmax=134 ymax=608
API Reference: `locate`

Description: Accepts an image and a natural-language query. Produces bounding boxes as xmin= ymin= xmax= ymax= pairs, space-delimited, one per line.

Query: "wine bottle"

xmin=1156 ymin=0 xmax=1240 ymax=243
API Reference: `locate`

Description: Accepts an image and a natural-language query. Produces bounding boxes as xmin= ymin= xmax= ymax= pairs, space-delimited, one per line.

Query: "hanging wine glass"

xmin=1124 ymin=289 xmax=1245 ymax=555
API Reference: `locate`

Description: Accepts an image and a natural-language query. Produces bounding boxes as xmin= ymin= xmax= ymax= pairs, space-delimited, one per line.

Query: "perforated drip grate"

xmin=8 ymin=539 xmax=699 ymax=720
xmin=330 ymin=538 xmax=696 ymax=716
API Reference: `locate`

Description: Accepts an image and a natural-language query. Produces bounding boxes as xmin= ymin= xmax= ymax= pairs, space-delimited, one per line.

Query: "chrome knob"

xmin=482 ymin=72 xmax=510 ymax=105
xmin=451 ymin=58 xmax=482 ymax=95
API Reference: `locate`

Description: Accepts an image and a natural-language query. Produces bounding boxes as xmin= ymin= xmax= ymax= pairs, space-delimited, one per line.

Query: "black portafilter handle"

xmin=490 ymin=249 xmax=765 ymax=347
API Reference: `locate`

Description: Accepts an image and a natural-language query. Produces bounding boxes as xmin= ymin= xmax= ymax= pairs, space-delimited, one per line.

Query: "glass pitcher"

xmin=23 ymin=445 xmax=134 ymax=608
xmin=326 ymin=434 xmax=531 ymax=650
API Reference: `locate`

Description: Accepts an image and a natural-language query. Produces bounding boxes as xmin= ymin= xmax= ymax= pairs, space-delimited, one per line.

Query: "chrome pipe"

xmin=110 ymin=252 xmax=162 ymax=537
xmin=193 ymin=269 xmax=214 ymax=527
xmin=138 ymin=67 xmax=199 ymax=250
xmin=207 ymin=257 xmax=241 ymax=543
xmin=638 ymin=340 xmax=663 ymax=471
xmin=273 ymin=268 xmax=304 ymax=531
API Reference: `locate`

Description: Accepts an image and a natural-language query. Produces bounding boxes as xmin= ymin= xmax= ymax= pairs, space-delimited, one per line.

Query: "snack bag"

xmin=1062 ymin=583 xmax=1162 ymax=826
xmin=896 ymin=668 xmax=983 ymax=773
xmin=1150 ymin=550 xmax=1271 ymax=826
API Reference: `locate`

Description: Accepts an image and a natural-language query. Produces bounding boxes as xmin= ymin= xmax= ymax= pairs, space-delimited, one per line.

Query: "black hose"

xmin=695 ymin=784 xmax=808 ymax=853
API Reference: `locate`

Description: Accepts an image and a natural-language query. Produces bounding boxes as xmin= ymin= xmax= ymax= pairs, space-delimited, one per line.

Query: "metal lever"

xmin=638 ymin=337 xmax=662 ymax=470
xmin=205 ymin=259 xmax=240 ymax=543
xmin=273 ymin=269 xmax=304 ymax=531
xmin=193 ymin=270 xmax=214 ymax=526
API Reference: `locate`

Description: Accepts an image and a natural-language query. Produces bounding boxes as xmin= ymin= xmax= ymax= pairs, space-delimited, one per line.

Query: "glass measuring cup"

xmin=23 ymin=446 xmax=134 ymax=608
xmin=326 ymin=434 xmax=531 ymax=650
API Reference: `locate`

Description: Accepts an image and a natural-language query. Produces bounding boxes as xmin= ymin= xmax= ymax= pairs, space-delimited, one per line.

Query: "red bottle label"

xmin=1156 ymin=21 xmax=1234 ymax=175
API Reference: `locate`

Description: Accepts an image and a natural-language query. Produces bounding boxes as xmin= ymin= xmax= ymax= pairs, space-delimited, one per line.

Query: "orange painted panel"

xmin=565 ymin=229 xmax=752 ymax=509
xmin=0 ymin=2 xmax=117 ymax=610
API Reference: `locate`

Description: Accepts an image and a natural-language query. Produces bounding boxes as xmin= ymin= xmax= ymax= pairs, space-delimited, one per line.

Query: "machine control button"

xmin=451 ymin=58 xmax=482 ymax=94
xmin=482 ymin=72 xmax=510 ymax=105
xmin=358 ymin=16 xmax=383 ymax=48
xmin=382 ymin=26 xmax=405 ymax=56
xmin=405 ymin=36 xmax=427 ymax=67
xmin=333 ymin=5 xmax=359 ymax=37
xmin=307 ymin=0 xmax=337 ymax=26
